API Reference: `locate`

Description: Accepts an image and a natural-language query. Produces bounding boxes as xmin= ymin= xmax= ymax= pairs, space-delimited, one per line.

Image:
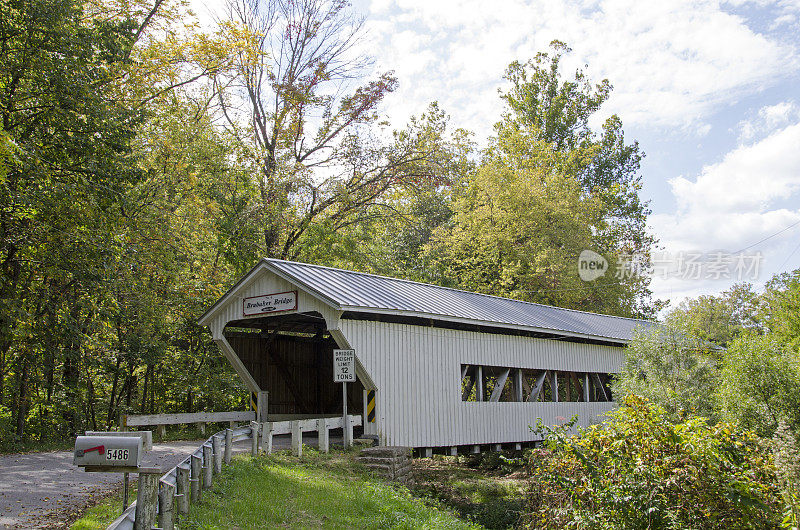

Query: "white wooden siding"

xmin=340 ymin=320 xmax=622 ymax=447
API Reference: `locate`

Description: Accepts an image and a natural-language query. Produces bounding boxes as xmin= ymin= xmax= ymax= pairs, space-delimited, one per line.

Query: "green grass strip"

xmin=181 ymin=450 xmax=480 ymax=529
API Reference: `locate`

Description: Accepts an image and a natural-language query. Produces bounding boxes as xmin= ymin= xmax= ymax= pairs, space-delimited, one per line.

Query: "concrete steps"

xmin=356 ymin=446 xmax=413 ymax=484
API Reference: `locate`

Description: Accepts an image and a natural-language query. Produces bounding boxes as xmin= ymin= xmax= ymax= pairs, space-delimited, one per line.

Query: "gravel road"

xmin=0 ymin=435 xmax=283 ymax=529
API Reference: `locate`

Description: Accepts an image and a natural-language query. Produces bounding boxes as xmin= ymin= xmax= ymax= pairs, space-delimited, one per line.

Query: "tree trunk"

xmin=140 ymin=364 xmax=150 ymax=413
xmin=14 ymin=354 xmax=30 ymax=437
xmin=107 ymin=353 xmax=122 ymax=429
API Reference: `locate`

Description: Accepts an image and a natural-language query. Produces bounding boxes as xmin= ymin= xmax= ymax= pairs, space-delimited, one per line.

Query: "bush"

xmin=718 ymin=334 xmax=800 ymax=436
xmin=523 ymin=396 xmax=784 ymax=529
xmin=613 ymin=324 xmax=719 ymax=422
xmin=773 ymin=422 xmax=800 ymax=528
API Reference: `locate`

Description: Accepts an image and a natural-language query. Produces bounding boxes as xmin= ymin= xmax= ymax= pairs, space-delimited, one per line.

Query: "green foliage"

xmin=412 ymin=455 xmax=526 ymax=529
xmin=613 ymin=319 xmax=719 ymax=421
xmin=717 ymin=334 xmax=800 ymax=436
xmin=772 ymin=422 xmax=800 ymax=529
xmin=524 ymin=396 xmax=784 ymax=529
xmin=762 ymin=270 xmax=800 ymax=351
xmin=0 ymin=0 xmax=249 ymax=445
xmin=616 ymin=272 xmax=800 ymax=438
xmin=427 ymin=41 xmax=659 ymax=318
xmin=669 ymin=283 xmax=761 ymax=349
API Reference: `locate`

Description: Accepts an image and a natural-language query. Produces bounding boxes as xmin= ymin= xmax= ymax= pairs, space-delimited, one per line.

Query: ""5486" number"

xmin=106 ymin=449 xmax=130 ymax=461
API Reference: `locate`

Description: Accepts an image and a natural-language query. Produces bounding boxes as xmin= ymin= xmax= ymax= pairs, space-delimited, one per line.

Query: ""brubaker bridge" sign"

xmin=242 ymin=290 xmax=297 ymax=316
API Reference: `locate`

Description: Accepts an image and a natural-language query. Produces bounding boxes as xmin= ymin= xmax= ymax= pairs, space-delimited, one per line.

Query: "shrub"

xmin=718 ymin=334 xmax=800 ymax=436
xmin=773 ymin=421 xmax=800 ymax=528
xmin=523 ymin=396 xmax=783 ymax=529
xmin=613 ymin=324 xmax=719 ymax=422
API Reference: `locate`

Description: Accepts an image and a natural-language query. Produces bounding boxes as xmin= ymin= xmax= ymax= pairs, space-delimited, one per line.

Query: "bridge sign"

xmin=242 ymin=290 xmax=297 ymax=316
xmin=333 ymin=349 xmax=356 ymax=382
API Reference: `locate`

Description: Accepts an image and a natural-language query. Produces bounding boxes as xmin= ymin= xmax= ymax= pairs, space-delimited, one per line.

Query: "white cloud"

xmin=649 ymin=117 xmax=800 ymax=303
xmin=737 ymin=101 xmax=800 ymax=142
xmin=671 ymin=122 xmax=800 ymax=214
xmin=355 ymin=0 xmax=797 ymax=139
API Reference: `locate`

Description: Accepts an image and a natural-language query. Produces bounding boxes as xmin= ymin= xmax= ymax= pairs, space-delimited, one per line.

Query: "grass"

xmin=68 ymin=448 xmax=527 ymax=530
xmin=70 ymin=484 xmax=137 ymax=530
xmin=181 ymin=448 xmax=480 ymax=529
xmin=410 ymin=454 xmax=528 ymax=529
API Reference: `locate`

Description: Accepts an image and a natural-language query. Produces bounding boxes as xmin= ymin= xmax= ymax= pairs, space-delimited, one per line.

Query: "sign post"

xmin=333 ymin=349 xmax=355 ymax=447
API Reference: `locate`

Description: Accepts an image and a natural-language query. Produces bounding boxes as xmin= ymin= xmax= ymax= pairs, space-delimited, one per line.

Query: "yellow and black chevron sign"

xmin=250 ymin=391 xmax=258 ymax=415
xmin=366 ymin=389 xmax=376 ymax=423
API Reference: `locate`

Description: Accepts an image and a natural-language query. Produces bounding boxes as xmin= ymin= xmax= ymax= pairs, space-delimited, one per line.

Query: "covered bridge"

xmin=198 ymin=259 xmax=649 ymax=451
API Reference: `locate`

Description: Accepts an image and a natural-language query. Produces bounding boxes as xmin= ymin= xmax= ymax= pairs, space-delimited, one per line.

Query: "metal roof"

xmin=262 ymin=259 xmax=651 ymax=344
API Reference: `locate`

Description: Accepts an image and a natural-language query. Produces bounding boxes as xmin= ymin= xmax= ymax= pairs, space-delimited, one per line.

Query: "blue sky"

xmin=193 ymin=0 xmax=800 ymax=307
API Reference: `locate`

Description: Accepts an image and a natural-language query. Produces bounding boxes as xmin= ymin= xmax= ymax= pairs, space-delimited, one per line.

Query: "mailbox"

xmin=73 ymin=435 xmax=142 ymax=468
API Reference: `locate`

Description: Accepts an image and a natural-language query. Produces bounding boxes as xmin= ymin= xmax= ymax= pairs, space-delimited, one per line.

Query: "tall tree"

xmin=214 ymin=0 xmax=447 ymax=261
xmin=427 ymin=41 xmax=659 ymax=318
xmin=0 ymin=0 xmax=143 ymax=434
xmin=668 ymin=283 xmax=761 ymax=350
xmin=501 ymin=40 xmax=648 ymax=242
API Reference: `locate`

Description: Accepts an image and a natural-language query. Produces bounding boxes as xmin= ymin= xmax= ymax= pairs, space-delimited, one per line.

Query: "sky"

xmin=192 ymin=0 xmax=800 ymax=308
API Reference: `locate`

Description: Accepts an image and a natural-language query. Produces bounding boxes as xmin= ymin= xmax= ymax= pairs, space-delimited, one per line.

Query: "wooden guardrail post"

xmin=190 ymin=454 xmax=202 ymax=501
xmin=261 ymin=422 xmax=273 ymax=455
xmin=212 ymin=435 xmax=222 ymax=474
xmin=176 ymin=465 xmax=190 ymax=514
xmin=256 ymin=391 xmax=268 ymax=423
xmin=291 ymin=420 xmax=302 ymax=457
xmin=224 ymin=428 xmax=233 ymax=464
xmin=158 ymin=480 xmax=175 ymax=530
xmin=344 ymin=414 xmax=353 ymax=448
xmin=318 ymin=418 xmax=329 ymax=453
xmin=134 ymin=471 xmax=160 ymax=530
xmin=202 ymin=444 xmax=213 ymax=489
xmin=250 ymin=421 xmax=259 ymax=456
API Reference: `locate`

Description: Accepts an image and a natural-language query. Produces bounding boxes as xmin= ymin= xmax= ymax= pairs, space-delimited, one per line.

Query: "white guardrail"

xmin=107 ymin=415 xmax=362 ymax=530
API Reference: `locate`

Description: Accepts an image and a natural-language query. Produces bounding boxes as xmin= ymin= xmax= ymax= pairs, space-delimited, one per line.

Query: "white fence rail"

xmin=123 ymin=411 xmax=256 ymax=427
xmin=107 ymin=414 xmax=362 ymax=530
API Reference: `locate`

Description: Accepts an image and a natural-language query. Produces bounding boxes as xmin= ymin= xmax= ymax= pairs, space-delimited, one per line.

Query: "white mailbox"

xmin=73 ymin=435 xmax=142 ymax=468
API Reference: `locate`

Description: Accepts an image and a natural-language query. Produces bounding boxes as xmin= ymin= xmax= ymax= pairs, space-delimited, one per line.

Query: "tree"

xmin=717 ymin=333 xmax=800 ymax=436
xmin=426 ymin=129 xmax=612 ymax=307
xmin=669 ymin=283 xmax=761 ymax=350
xmin=500 ymin=40 xmax=649 ymax=246
xmin=0 ymin=0 xmax=144 ymax=435
xmin=0 ymin=0 xmax=248 ymax=441
xmin=612 ymin=317 xmax=719 ymax=421
xmin=214 ymin=0 xmax=448 ymax=261
xmin=761 ymin=269 xmax=800 ymax=351
xmin=294 ymin=102 xmax=474 ymax=281
xmin=426 ymin=41 xmax=659 ymax=318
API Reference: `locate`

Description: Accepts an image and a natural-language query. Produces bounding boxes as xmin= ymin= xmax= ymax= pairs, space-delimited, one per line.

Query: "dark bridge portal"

xmin=224 ymin=312 xmax=364 ymax=418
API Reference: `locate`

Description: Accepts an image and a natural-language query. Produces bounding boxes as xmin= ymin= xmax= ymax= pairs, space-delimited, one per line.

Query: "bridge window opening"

xmin=460 ymin=364 xmax=612 ymax=403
